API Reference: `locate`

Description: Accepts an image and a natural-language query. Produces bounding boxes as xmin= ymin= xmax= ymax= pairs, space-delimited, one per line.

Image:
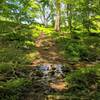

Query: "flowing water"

xmin=34 ymin=64 xmax=64 ymax=80
xmin=25 ymin=64 xmax=69 ymax=100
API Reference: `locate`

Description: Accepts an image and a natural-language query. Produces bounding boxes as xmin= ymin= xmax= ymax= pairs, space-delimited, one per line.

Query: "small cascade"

xmin=34 ymin=64 xmax=64 ymax=81
xmin=25 ymin=64 xmax=69 ymax=100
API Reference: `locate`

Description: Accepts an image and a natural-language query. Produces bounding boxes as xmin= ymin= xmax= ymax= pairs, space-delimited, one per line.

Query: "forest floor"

xmin=32 ymin=33 xmax=66 ymax=65
xmin=30 ymin=32 xmax=97 ymax=68
xmin=31 ymin=33 xmax=67 ymax=91
xmin=28 ymin=32 xmax=99 ymax=92
xmin=0 ymin=27 xmax=100 ymax=100
xmin=20 ymin=33 xmax=69 ymax=100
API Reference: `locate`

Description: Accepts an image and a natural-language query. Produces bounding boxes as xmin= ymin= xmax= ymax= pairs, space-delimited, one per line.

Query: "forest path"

xmin=31 ymin=32 xmax=67 ymax=92
xmin=32 ymin=32 xmax=66 ymax=66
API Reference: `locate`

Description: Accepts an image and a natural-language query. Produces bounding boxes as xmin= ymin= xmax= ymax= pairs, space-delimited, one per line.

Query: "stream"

xmin=31 ymin=63 xmax=71 ymax=83
xmin=25 ymin=64 xmax=72 ymax=100
xmin=36 ymin=64 xmax=64 ymax=79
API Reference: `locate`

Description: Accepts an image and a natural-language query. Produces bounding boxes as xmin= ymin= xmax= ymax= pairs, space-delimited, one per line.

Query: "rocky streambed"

xmin=23 ymin=64 xmax=72 ymax=100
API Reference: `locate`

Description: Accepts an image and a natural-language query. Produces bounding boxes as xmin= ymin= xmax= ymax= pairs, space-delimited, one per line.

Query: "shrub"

xmin=0 ymin=78 xmax=32 ymax=100
xmin=65 ymin=64 xmax=100 ymax=99
xmin=64 ymin=35 xmax=100 ymax=62
xmin=65 ymin=39 xmax=88 ymax=62
xmin=0 ymin=63 xmax=13 ymax=73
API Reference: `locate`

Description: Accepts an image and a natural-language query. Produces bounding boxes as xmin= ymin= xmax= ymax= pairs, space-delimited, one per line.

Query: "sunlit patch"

xmin=50 ymin=82 xmax=67 ymax=91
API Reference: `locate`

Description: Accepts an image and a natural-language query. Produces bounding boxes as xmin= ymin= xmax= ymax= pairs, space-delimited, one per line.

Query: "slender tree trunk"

xmin=55 ymin=0 xmax=61 ymax=32
xmin=82 ymin=0 xmax=91 ymax=33
xmin=42 ymin=7 xmax=48 ymax=27
xmin=43 ymin=14 xmax=48 ymax=27
xmin=67 ymin=4 xmax=72 ymax=33
xmin=86 ymin=0 xmax=90 ymax=33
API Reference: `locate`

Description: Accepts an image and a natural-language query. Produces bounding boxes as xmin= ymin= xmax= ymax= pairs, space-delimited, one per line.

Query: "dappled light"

xmin=0 ymin=0 xmax=100 ymax=100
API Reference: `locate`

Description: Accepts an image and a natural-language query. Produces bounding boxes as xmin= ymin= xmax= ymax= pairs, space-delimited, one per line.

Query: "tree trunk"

xmin=67 ymin=4 xmax=72 ymax=33
xmin=55 ymin=0 xmax=61 ymax=32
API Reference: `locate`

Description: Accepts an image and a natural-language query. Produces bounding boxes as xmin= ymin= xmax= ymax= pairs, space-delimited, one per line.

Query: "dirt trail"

xmin=32 ymin=33 xmax=66 ymax=65
xmin=31 ymin=33 xmax=67 ymax=91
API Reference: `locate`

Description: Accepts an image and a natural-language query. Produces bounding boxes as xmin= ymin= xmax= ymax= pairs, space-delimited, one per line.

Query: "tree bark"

xmin=67 ymin=4 xmax=72 ymax=33
xmin=55 ymin=0 xmax=61 ymax=32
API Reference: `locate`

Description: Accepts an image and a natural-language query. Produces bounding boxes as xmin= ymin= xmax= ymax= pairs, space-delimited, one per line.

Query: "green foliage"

xmin=0 ymin=0 xmax=38 ymax=23
xmin=56 ymin=34 xmax=100 ymax=62
xmin=0 ymin=0 xmax=100 ymax=99
xmin=35 ymin=25 xmax=54 ymax=35
xmin=65 ymin=39 xmax=85 ymax=61
xmin=0 ymin=63 xmax=13 ymax=73
xmin=65 ymin=64 xmax=100 ymax=99
xmin=0 ymin=78 xmax=32 ymax=100
xmin=0 ymin=47 xmax=32 ymax=65
xmin=2 ymin=78 xmax=30 ymax=90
